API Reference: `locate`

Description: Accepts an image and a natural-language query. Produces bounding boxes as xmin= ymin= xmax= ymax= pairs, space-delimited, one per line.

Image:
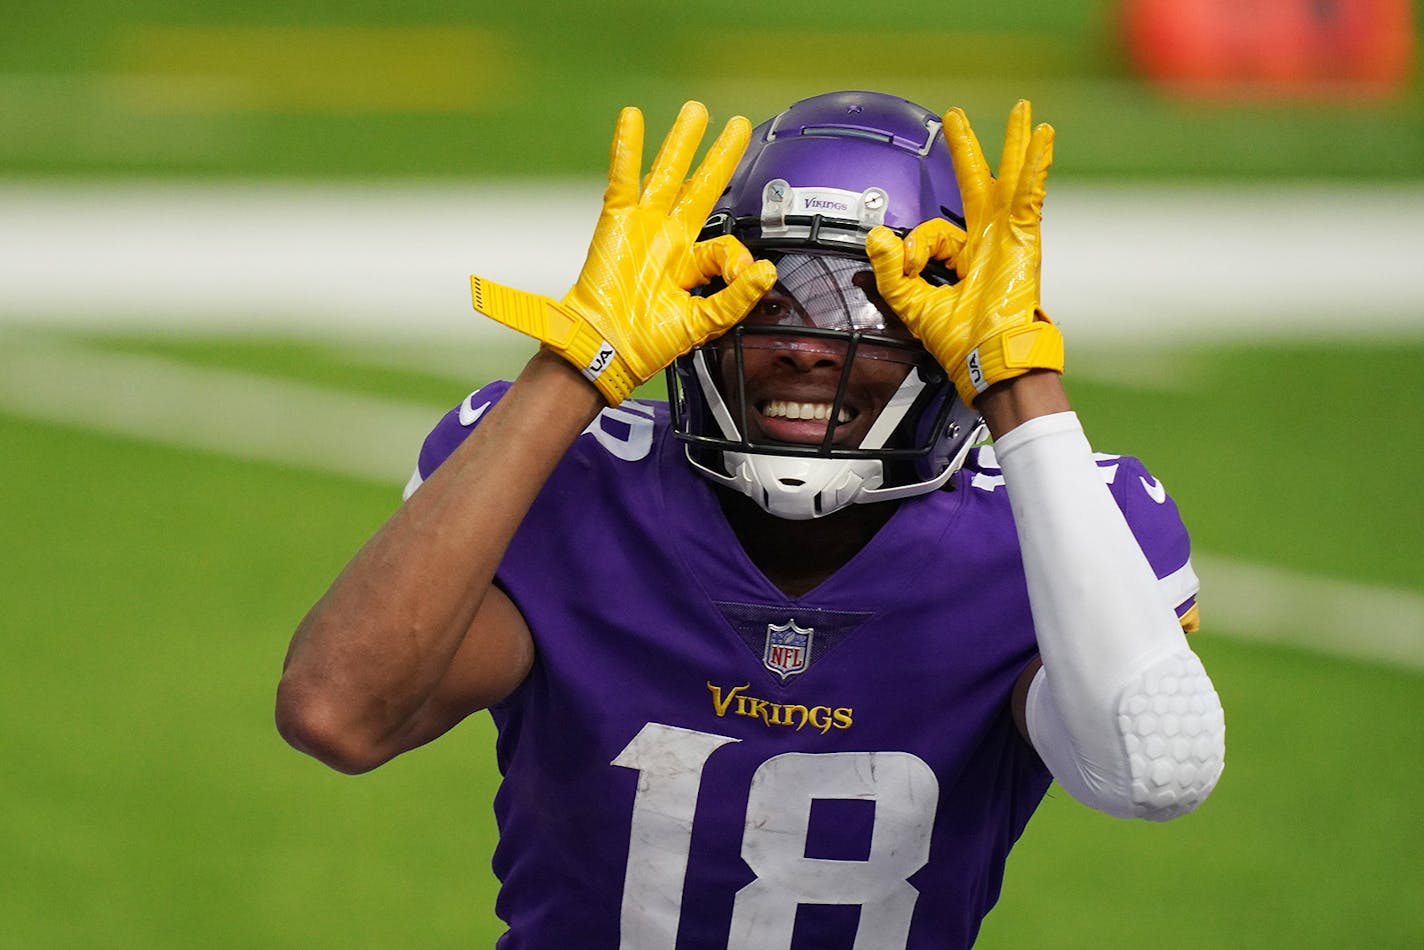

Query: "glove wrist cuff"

xmin=952 ymin=316 xmax=1064 ymax=406
xmin=556 ymin=319 xmax=637 ymax=405
xmin=470 ymin=274 xmax=636 ymax=405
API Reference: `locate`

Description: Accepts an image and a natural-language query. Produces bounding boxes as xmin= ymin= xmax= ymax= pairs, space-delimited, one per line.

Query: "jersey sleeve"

xmin=1100 ymin=453 xmax=1200 ymax=631
xmin=971 ymin=444 xmax=1200 ymax=631
xmin=401 ymin=380 xmax=513 ymax=501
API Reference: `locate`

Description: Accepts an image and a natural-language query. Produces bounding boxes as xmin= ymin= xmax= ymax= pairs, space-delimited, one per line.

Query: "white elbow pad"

xmin=1027 ymin=649 xmax=1225 ymax=821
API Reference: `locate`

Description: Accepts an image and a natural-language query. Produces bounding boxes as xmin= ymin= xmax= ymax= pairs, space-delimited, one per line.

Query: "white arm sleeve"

xmin=994 ymin=411 xmax=1224 ymax=821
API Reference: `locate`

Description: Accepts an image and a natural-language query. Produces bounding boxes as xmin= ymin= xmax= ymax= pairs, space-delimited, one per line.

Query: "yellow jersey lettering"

xmin=707 ymin=682 xmax=750 ymax=718
xmin=734 ymin=692 xmax=754 ymax=717
xmin=705 ymin=683 xmax=853 ymax=733
xmin=782 ymin=704 xmax=810 ymax=730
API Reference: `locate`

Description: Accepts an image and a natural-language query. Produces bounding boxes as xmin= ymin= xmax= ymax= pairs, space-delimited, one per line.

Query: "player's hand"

xmin=866 ymin=100 xmax=1063 ymax=408
xmin=470 ymin=101 xmax=777 ymax=405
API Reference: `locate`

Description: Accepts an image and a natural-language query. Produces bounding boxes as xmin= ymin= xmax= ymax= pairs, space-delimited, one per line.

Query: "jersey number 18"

xmin=613 ymin=722 xmax=939 ymax=949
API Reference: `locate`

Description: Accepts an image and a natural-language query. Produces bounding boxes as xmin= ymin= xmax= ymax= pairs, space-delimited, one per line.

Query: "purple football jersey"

xmin=409 ymin=383 xmax=1197 ymax=950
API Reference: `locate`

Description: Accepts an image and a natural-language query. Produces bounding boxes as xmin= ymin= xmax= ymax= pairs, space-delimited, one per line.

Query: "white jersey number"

xmin=612 ymin=722 xmax=939 ymax=950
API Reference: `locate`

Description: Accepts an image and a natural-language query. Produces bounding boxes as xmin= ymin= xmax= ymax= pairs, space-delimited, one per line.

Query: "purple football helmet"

xmin=668 ymin=91 xmax=985 ymax=520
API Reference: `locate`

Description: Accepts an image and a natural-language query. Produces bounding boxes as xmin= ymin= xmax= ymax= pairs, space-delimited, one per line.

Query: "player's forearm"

xmin=975 ymin=369 xmax=1071 ymax=439
xmin=277 ymin=350 xmax=604 ymax=768
xmin=994 ymin=412 xmax=1224 ymax=820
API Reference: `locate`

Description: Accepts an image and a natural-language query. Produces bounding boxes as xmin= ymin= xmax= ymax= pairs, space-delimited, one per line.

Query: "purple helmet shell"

xmin=704 ymin=90 xmax=963 ymax=249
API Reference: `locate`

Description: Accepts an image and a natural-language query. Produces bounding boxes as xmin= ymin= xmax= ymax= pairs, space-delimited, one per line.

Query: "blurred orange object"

xmin=1121 ymin=0 xmax=1416 ymax=99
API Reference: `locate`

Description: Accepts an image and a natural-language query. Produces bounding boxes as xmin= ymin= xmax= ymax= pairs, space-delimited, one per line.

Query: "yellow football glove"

xmin=470 ymin=101 xmax=777 ymax=405
xmin=866 ymin=99 xmax=1063 ymax=408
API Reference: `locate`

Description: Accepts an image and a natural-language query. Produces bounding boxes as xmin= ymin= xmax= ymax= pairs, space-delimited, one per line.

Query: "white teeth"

xmin=763 ymin=400 xmax=852 ymax=423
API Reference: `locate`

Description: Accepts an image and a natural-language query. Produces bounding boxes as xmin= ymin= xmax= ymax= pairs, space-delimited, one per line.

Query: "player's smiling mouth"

xmin=752 ymin=397 xmax=860 ymax=445
xmin=758 ymin=399 xmax=854 ymax=425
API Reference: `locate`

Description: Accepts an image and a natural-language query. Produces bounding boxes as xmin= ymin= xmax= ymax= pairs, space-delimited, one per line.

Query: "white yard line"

xmin=2 ymin=181 xmax=1423 ymax=345
xmin=1191 ymin=557 xmax=1424 ymax=671
xmin=0 ymin=336 xmax=432 ymax=485
xmin=3 ymin=336 xmax=1420 ymax=672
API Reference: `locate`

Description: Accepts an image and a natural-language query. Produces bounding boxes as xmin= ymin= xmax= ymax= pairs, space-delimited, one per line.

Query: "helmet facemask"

xmin=670 ymin=252 xmax=983 ymax=520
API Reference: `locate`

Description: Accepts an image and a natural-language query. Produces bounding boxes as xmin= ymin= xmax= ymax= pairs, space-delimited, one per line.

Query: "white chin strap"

xmin=686 ymin=351 xmax=966 ymax=520
xmin=719 ymin=452 xmax=885 ymax=520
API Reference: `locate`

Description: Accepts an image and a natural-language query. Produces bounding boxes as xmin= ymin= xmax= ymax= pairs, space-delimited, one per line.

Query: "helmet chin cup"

xmin=722 ymin=452 xmax=885 ymax=521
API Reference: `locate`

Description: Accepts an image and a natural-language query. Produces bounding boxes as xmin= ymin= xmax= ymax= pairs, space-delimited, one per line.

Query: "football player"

xmin=277 ymin=91 xmax=1224 ymax=948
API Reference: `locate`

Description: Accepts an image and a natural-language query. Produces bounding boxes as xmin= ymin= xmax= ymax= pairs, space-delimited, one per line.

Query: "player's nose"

xmin=771 ymin=338 xmax=847 ymax=371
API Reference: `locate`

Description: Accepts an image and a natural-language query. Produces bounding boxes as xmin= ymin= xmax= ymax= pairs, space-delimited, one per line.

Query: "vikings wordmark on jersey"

xmin=706 ymin=681 xmax=854 ymax=733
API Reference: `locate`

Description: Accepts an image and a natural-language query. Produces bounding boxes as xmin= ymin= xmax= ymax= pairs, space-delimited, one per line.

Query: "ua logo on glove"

xmin=967 ymin=349 xmax=985 ymax=390
xmin=586 ymin=343 xmax=617 ymax=378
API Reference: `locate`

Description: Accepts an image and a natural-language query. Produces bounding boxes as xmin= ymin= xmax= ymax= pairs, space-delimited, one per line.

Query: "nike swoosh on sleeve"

xmin=1139 ymin=475 xmax=1167 ymax=504
xmin=459 ymin=396 xmax=491 ymax=427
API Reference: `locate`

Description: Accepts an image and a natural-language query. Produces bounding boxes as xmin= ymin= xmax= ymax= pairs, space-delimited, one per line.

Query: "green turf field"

xmin=2 ymin=329 xmax=1421 ymax=947
xmin=5 ymin=1 xmax=1423 ymax=181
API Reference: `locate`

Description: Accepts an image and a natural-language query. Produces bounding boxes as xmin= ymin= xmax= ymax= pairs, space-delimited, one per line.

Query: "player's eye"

xmin=746 ymin=291 xmax=800 ymax=325
xmin=749 ymin=298 xmax=784 ymax=320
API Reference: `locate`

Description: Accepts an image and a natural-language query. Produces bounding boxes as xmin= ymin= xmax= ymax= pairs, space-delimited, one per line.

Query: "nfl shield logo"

xmin=763 ymin=620 xmax=813 ymax=680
